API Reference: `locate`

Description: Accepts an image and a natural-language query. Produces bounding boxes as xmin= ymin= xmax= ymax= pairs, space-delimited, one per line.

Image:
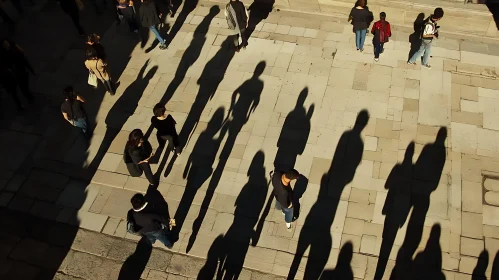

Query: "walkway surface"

xmin=2 ymin=0 xmax=499 ymax=279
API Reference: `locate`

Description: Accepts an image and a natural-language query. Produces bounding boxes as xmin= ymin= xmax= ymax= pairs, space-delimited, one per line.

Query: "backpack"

xmin=126 ymin=209 xmax=142 ymax=236
xmin=419 ymin=16 xmax=431 ymax=39
xmin=225 ymin=3 xmax=237 ymax=30
xmin=375 ymin=22 xmax=389 ymax=43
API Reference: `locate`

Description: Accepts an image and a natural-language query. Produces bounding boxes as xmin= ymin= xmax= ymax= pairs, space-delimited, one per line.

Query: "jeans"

xmin=355 ymin=29 xmax=367 ymax=50
xmin=72 ymin=118 xmax=88 ymax=134
xmin=374 ymin=41 xmax=384 ymax=58
xmin=149 ymin=25 xmax=165 ymax=45
xmin=275 ymin=201 xmax=294 ymax=223
xmin=144 ymin=228 xmax=172 ymax=248
xmin=408 ymin=39 xmax=432 ymax=65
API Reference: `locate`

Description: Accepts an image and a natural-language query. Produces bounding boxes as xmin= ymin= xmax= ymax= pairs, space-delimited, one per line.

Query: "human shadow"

xmin=319 ymin=242 xmax=354 ymax=280
xmin=165 ymin=0 xmax=198 ymax=47
xmin=390 ymin=127 xmax=447 ymax=279
xmin=90 ymin=61 xmax=157 ymax=169
xmin=287 ymin=110 xmax=369 ymax=280
xmin=117 ymin=237 xmax=153 ymax=280
xmin=217 ymin=151 xmax=269 ymax=279
xmin=486 ymin=1 xmax=499 ymax=30
xmin=171 ymin=107 xmax=225 ymax=240
xmin=409 ymin=224 xmax=445 ymax=280
xmin=197 ymin=234 xmax=225 ymax=279
xmin=408 ymin=13 xmax=425 ymax=61
xmin=245 ymin=0 xmax=275 ymax=40
xmin=472 ymin=250 xmax=489 ymax=280
xmin=186 ymin=61 xmax=265 ymax=252
xmin=492 ymin=250 xmax=499 ymax=279
xmin=374 ymin=142 xmax=415 ymax=280
xmin=274 ymin=87 xmax=314 ymax=171
xmin=292 ymin=174 xmax=308 ymax=221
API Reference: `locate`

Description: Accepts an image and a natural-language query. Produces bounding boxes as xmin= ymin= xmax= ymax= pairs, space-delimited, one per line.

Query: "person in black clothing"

xmin=271 ymin=169 xmax=300 ymax=229
xmin=139 ymin=0 xmax=167 ymax=50
xmin=58 ymin=0 xmax=85 ymax=36
xmin=117 ymin=0 xmax=139 ymax=32
xmin=130 ymin=193 xmax=173 ymax=248
xmin=226 ymin=0 xmax=248 ymax=51
xmin=152 ymin=103 xmax=180 ymax=155
xmin=348 ymin=0 xmax=373 ymax=51
xmin=60 ymin=86 xmax=89 ymax=137
xmin=86 ymin=33 xmax=106 ymax=62
xmin=126 ymin=129 xmax=157 ymax=186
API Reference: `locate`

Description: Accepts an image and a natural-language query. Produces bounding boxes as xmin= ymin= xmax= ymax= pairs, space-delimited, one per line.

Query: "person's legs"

xmin=380 ymin=42 xmax=385 ymax=54
xmin=233 ymin=34 xmax=240 ymax=48
xmin=155 ymin=228 xmax=173 ymax=248
xmin=240 ymin=28 xmax=247 ymax=48
xmin=282 ymin=206 xmax=294 ymax=223
xmin=354 ymin=30 xmax=360 ymax=49
xmin=374 ymin=40 xmax=380 ymax=59
xmin=408 ymin=42 xmax=426 ymax=64
xmin=160 ymin=135 xmax=175 ymax=151
xmin=149 ymin=25 xmax=165 ymax=45
xmin=275 ymin=200 xmax=282 ymax=211
xmin=104 ymin=78 xmax=114 ymax=95
xmin=421 ymin=40 xmax=432 ymax=66
xmin=359 ymin=29 xmax=367 ymax=51
xmin=73 ymin=118 xmax=88 ymax=134
xmin=140 ymin=162 xmax=156 ymax=185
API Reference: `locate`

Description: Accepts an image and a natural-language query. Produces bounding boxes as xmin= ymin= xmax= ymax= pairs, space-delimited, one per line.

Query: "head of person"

xmin=283 ymin=169 xmax=300 ymax=183
xmin=153 ymin=103 xmax=166 ymax=118
xmin=87 ymin=34 xmax=100 ymax=45
xmin=355 ymin=0 xmax=366 ymax=8
xmin=380 ymin=12 xmax=386 ymax=20
xmin=130 ymin=193 xmax=147 ymax=211
xmin=127 ymin=129 xmax=144 ymax=148
xmin=63 ymin=86 xmax=77 ymax=101
xmin=432 ymin=7 xmax=444 ymax=21
xmin=85 ymin=45 xmax=98 ymax=60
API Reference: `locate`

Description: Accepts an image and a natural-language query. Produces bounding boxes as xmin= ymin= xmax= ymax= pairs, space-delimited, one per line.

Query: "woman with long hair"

xmin=348 ymin=0 xmax=373 ymax=52
xmin=139 ymin=0 xmax=167 ymax=50
xmin=84 ymin=46 xmax=114 ymax=95
xmin=126 ymin=129 xmax=157 ymax=186
xmin=61 ymin=86 xmax=89 ymax=138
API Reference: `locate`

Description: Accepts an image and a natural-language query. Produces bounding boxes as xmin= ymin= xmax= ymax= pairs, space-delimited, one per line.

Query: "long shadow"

xmin=89 ymin=61 xmax=157 ymax=168
xmin=186 ymin=61 xmax=265 ymax=252
xmin=409 ymin=224 xmax=445 ymax=279
xmin=292 ymin=174 xmax=308 ymax=221
xmin=165 ymin=0 xmax=198 ymax=47
xmin=245 ymin=0 xmax=274 ymax=40
xmin=274 ymin=87 xmax=314 ymax=171
xmin=390 ymin=127 xmax=447 ymax=279
xmin=486 ymin=1 xmax=499 ymax=30
xmin=287 ymin=110 xmax=369 ymax=280
xmin=408 ymin=13 xmax=425 ymax=61
xmin=217 ymin=151 xmax=269 ymax=279
xmin=472 ymin=250 xmax=489 ymax=280
xmin=118 ymin=237 xmax=153 ymax=280
xmin=319 ymin=242 xmax=354 ymax=280
xmin=171 ymin=107 xmax=225 ymax=240
xmin=374 ymin=142 xmax=415 ymax=280
xmin=197 ymin=234 xmax=225 ymax=279
xmin=492 ymin=250 xmax=499 ymax=279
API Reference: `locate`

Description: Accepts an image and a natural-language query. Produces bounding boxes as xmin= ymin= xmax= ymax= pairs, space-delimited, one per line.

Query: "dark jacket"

xmin=139 ymin=1 xmax=160 ymax=27
xmin=132 ymin=210 xmax=168 ymax=234
xmin=230 ymin=1 xmax=248 ymax=30
xmin=349 ymin=7 xmax=373 ymax=31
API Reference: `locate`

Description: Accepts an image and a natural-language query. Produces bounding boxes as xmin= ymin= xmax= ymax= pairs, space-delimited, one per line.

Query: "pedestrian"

xmin=116 ymin=0 xmax=139 ymax=32
xmin=139 ymin=0 xmax=167 ymax=50
xmin=84 ymin=46 xmax=114 ymax=95
xmin=126 ymin=129 xmax=157 ymax=186
xmin=348 ymin=0 xmax=373 ymax=52
xmin=271 ymin=169 xmax=300 ymax=229
xmin=130 ymin=193 xmax=173 ymax=248
xmin=371 ymin=12 xmax=391 ymax=62
xmin=60 ymin=86 xmax=90 ymax=138
xmin=58 ymin=0 xmax=85 ymax=36
xmin=225 ymin=0 xmax=249 ymax=52
xmin=407 ymin=7 xmax=444 ymax=69
xmin=151 ymin=103 xmax=181 ymax=155
xmin=86 ymin=33 xmax=107 ymax=62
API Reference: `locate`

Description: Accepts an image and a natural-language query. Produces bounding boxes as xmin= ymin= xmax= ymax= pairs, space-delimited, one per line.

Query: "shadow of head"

xmin=253 ymin=61 xmax=266 ymax=77
xmin=297 ymin=87 xmax=308 ymax=105
xmin=435 ymin=127 xmax=447 ymax=145
xmin=404 ymin=141 xmax=415 ymax=163
xmin=209 ymin=5 xmax=221 ymax=16
xmin=414 ymin=12 xmax=425 ymax=32
xmin=338 ymin=241 xmax=354 ymax=265
xmin=353 ymin=109 xmax=370 ymax=132
xmin=248 ymin=150 xmax=265 ymax=175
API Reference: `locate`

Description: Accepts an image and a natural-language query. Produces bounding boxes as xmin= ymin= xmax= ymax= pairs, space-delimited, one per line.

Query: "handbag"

xmin=88 ymin=71 xmax=98 ymax=87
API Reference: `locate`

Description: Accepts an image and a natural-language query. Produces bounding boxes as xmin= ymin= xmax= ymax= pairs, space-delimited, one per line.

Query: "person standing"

xmin=371 ymin=12 xmax=391 ymax=62
xmin=151 ymin=103 xmax=181 ymax=155
xmin=84 ymin=46 xmax=114 ymax=95
xmin=130 ymin=193 xmax=173 ymax=248
xmin=348 ymin=0 xmax=373 ymax=52
xmin=116 ymin=0 xmax=139 ymax=32
xmin=271 ymin=169 xmax=300 ymax=229
xmin=225 ymin=0 xmax=248 ymax=52
xmin=126 ymin=129 xmax=157 ymax=186
xmin=58 ymin=0 xmax=85 ymax=36
xmin=407 ymin=7 xmax=444 ymax=69
xmin=61 ymin=86 xmax=90 ymax=138
xmin=86 ymin=33 xmax=107 ymax=62
xmin=139 ymin=0 xmax=167 ymax=50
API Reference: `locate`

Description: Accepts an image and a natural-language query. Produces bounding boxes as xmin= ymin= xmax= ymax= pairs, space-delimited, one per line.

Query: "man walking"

xmin=407 ymin=7 xmax=444 ymax=69
xmin=272 ymin=169 xmax=299 ymax=229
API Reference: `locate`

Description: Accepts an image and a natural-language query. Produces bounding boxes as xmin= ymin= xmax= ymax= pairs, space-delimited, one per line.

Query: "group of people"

xmin=349 ymin=0 xmax=444 ymax=67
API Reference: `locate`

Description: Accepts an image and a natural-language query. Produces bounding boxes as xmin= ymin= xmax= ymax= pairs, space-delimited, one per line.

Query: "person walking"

xmin=371 ymin=12 xmax=391 ymax=62
xmin=130 ymin=193 xmax=173 ymax=248
xmin=116 ymin=0 xmax=139 ymax=32
xmin=61 ymin=86 xmax=90 ymax=138
xmin=407 ymin=7 xmax=444 ymax=69
xmin=58 ymin=0 xmax=85 ymax=36
xmin=348 ymin=0 xmax=373 ymax=52
xmin=126 ymin=129 xmax=157 ymax=186
xmin=84 ymin=46 xmax=114 ymax=95
xmin=225 ymin=0 xmax=249 ymax=52
xmin=139 ymin=0 xmax=167 ymax=50
xmin=151 ymin=103 xmax=181 ymax=155
xmin=86 ymin=33 xmax=107 ymax=62
xmin=271 ymin=169 xmax=300 ymax=229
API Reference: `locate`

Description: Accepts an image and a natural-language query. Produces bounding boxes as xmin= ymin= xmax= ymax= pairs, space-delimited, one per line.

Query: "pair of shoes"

xmin=286 ymin=223 xmax=291 ymax=229
xmin=159 ymin=44 xmax=167 ymax=50
xmin=360 ymin=48 xmax=364 ymax=52
xmin=422 ymin=64 xmax=432 ymax=69
xmin=356 ymin=48 xmax=359 ymax=51
xmin=407 ymin=61 xmax=416 ymax=65
xmin=374 ymin=58 xmax=379 ymax=62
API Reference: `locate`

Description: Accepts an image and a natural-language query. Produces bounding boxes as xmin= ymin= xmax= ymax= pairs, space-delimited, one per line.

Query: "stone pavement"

xmin=3 ymin=0 xmax=499 ymax=279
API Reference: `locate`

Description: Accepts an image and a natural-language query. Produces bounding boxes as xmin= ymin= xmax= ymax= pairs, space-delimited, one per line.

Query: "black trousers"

xmin=139 ymin=162 xmax=156 ymax=185
xmin=158 ymin=133 xmax=180 ymax=150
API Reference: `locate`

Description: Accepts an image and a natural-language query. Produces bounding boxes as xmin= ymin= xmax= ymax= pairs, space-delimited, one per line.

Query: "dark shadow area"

xmin=374 ymin=142 xmax=414 ymax=280
xmin=492 ymin=250 xmax=499 ymax=279
xmin=186 ymin=61 xmax=265 ymax=252
xmin=408 ymin=13 xmax=425 ymax=61
xmin=197 ymin=234 xmax=225 ymax=279
xmin=217 ymin=151 xmax=269 ymax=279
xmin=245 ymin=0 xmax=274 ymax=40
xmin=145 ymin=184 xmax=172 ymax=220
xmin=292 ymin=174 xmax=308 ymax=221
xmin=252 ymin=173 xmax=273 ymax=246
xmin=90 ymin=61 xmax=157 ymax=168
xmin=410 ymin=224 xmax=445 ymax=279
xmin=274 ymin=87 xmax=313 ymax=171
xmin=486 ymin=1 xmax=499 ymax=30
xmin=390 ymin=127 xmax=447 ymax=279
xmin=287 ymin=110 xmax=369 ymax=280
xmin=472 ymin=250 xmax=489 ymax=280
xmin=165 ymin=0 xmax=198 ymax=47
xmin=319 ymin=242 xmax=354 ymax=280
xmin=118 ymin=237 xmax=153 ymax=280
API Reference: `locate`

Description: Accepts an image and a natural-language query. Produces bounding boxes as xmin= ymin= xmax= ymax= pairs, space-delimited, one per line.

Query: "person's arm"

xmin=76 ymin=95 xmax=85 ymax=103
xmin=371 ymin=22 xmax=376 ymax=35
xmin=62 ymin=112 xmax=72 ymax=123
xmin=348 ymin=8 xmax=354 ymax=22
xmin=422 ymin=23 xmax=436 ymax=39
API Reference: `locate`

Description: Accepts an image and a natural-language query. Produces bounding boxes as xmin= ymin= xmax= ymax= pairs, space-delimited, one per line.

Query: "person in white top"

xmin=407 ymin=7 xmax=444 ymax=69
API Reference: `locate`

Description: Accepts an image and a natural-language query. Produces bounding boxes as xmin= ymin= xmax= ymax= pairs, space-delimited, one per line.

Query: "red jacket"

xmin=371 ymin=20 xmax=391 ymax=42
